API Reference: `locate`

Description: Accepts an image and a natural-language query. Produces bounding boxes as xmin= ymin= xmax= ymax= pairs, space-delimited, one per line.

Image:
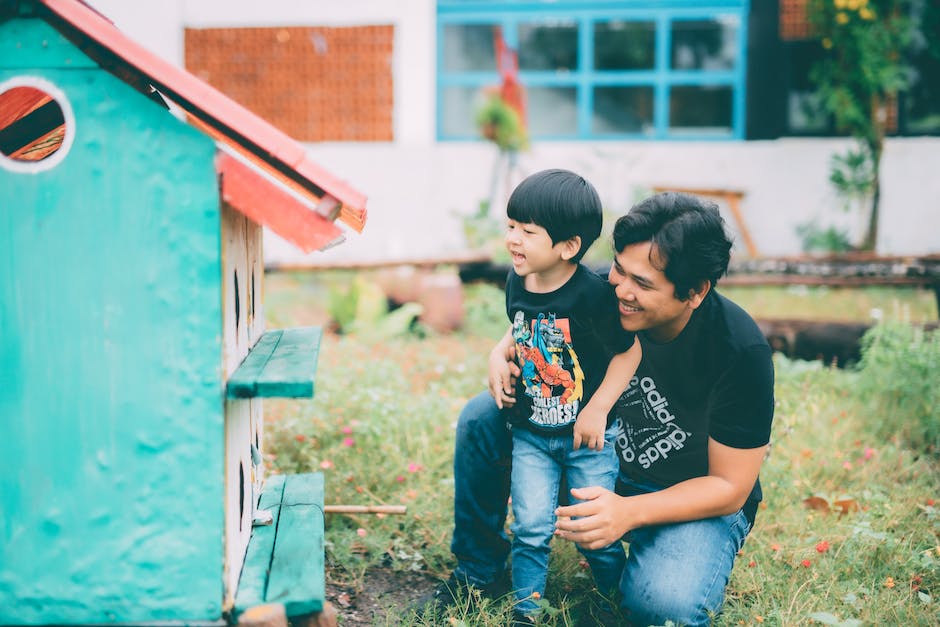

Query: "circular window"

xmin=0 ymin=77 xmax=75 ymax=173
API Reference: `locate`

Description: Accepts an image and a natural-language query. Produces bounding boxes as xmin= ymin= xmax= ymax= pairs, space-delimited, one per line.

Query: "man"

xmin=427 ymin=192 xmax=774 ymax=626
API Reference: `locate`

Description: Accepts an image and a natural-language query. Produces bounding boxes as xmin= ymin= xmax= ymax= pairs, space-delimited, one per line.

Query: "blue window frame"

xmin=437 ymin=0 xmax=749 ymax=141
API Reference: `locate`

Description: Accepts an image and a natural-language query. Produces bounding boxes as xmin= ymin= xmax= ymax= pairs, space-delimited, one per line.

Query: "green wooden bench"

xmin=233 ymin=472 xmax=326 ymax=621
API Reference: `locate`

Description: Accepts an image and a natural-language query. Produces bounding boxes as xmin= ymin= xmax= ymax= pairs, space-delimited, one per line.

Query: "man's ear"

xmin=686 ymin=280 xmax=712 ymax=309
xmin=559 ymin=236 xmax=582 ymax=261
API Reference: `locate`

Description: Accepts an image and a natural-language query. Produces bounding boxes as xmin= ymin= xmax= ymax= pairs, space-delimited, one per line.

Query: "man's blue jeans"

xmin=511 ymin=424 xmax=625 ymax=616
xmin=450 ymin=391 xmax=752 ymax=626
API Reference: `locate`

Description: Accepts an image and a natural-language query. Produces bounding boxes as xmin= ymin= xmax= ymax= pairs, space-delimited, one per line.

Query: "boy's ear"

xmin=559 ymin=236 xmax=582 ymax=261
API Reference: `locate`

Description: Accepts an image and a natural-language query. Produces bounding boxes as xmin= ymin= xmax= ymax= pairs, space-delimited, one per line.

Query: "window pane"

xmin=670 ymin=85 xmax=733 ymax=133
xmin=441 ymin=86 xmax=486 ymax=137
xmin=785 ymin=41 xmax=829 ymax=133
xmin=518 ymin=21 xmax=578 ymax=72
xmin=671 ymin=17 xmax=739 ymax=70
xmin=594 ymin=20 xmax=655 ymax=70
xmin=592 ymin=86 xmax=654 ymax=135
xmin=905 ymin=49 xmax=940 ymax=134
xmin=527 ymin=87 xmax=578 ymax=135
xmin=442 ymin=24 xmax=496 ymax=72
xmin=788 ymin=92 xmax=829 ymax=134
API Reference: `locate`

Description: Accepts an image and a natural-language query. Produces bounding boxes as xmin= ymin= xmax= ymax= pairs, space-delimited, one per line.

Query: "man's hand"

xmin=554 ymin=486 xmax=632 ymax=550
xmin=572 ymin=405 xmax=606 ymax=451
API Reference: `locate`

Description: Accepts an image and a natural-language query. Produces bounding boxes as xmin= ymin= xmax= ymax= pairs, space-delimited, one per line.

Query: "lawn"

xmin=263 ymin=270 xmax=939 ymax=626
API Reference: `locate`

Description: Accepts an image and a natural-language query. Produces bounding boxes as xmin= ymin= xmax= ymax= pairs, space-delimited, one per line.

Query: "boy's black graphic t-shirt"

xmin=505 ymin=265 xmax=636 ymax=434
xmin=612 ymin=290 xmax=775 ymax=509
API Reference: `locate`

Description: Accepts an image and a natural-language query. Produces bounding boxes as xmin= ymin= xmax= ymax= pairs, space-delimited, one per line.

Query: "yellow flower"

xmin=860 ymin=7 xmax=875 ymax=20
xmin=836 ymin=12 xmax=850 ymax=24
xmin=885 ymin=577 xmax=896 ymax=588
xmin=834 ymin=0 xmax=847 ymax=8
xmin=846 ymin=0 xmax=859 ymax=10
xmin=823 ymin=38 xmax=833 ymax=49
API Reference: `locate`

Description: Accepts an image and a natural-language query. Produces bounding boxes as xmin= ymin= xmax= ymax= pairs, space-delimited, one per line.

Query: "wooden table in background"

xmin=652 ymin=186 xmax=759 ymax=258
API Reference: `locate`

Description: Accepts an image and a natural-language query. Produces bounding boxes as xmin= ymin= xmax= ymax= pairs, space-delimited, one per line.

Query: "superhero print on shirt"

xmin=511 ymin=310 xmax=585 ymax=428
xmin=615 ymin=375 xmax=692 ymax=470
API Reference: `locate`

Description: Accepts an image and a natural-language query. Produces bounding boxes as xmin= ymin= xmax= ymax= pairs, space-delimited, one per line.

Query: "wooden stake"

xmin=323 ymin=505 xmax=407 ymax=515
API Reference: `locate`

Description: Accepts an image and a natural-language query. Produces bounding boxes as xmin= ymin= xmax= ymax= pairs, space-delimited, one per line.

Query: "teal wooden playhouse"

xmin=0 ymin=0 xmax=368 ymax=624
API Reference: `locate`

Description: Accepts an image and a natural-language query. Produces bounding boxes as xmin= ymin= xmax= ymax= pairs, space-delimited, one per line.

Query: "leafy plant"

xmin=326 ymin=274 xmax=423 ymax=339
xmin=808 ymin=0 xmax=916 ymax=250
xmin=476 ymin=93 xmax=528 ymax=153
xmin=829 ymin=146 xmax=876 ymax=200
xmin=796 ymin=220 xmax=854 ymax=254
xmin=855 ymin=321 xmax=940 ymax=455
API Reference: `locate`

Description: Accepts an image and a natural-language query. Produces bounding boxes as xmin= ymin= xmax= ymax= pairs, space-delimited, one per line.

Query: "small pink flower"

xmin=816 ymin=540 xmax=830 ymax=553
xmin=357 ymin=528 xmax=367 ymax=537
xmin=842 ymin=461 xmax=853 ymax=470
xmin=320 ymin=460 xmax=334 ymax=470
xmin=395 ymin=475 xmax=405 ymax=483
xmin=863 ymin=447 xmax=875 ymax=460
xmin=407 ymin=462 xmax=423 ymax=473
xmin=801 ymin=559 xmax=812 ymax=568
xmin=342 ymin=437 xmax=355 ymax=447
xmin=294 ymin=434 xmax=307 ymax=442
xmin=342 ymin=426 xmax=353 ymax=435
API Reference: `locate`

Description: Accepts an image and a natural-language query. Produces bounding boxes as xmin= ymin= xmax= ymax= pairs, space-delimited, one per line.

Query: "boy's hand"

xmin=488 ymin=345 xmax=519 ymax=409
xmin=572 ymin=405 xmax=606 ymax=451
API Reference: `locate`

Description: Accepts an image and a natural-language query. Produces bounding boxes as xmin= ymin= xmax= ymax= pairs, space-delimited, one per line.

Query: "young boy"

xmin=487 ymin=169 xmax=642 ymax=622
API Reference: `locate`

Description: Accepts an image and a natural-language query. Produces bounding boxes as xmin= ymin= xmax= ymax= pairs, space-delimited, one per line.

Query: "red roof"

xmin=37 ymin=0 xmax=368 ymax=249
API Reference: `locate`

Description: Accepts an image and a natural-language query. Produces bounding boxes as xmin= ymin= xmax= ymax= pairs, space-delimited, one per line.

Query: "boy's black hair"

xmin=613 ymin=192 xmax=733 ymax=300
xmin=506 ymin=169 xmax=603 ymax=264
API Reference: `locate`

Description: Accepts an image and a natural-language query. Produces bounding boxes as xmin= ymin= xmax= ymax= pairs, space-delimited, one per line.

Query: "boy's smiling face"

xmin=505 ymin=219 xmax=559 ymax=275
xmin=504 ymin=219 xmax=581 ymax=293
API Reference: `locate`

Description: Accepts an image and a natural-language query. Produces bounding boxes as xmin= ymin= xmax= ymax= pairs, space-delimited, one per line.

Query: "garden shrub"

xmin=855 ymin=322 xmax=940 ymax=455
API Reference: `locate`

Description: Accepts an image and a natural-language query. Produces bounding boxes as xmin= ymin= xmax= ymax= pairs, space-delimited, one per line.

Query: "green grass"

xmin=718 ymin=284 xmax=937 ymax=323
xmin=263 ymin=271 xmax=940 ymax=626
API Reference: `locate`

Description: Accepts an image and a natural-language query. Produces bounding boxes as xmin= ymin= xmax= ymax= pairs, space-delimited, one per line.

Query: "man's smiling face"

xmin=607 ymin=241 xmax=707 ymax=343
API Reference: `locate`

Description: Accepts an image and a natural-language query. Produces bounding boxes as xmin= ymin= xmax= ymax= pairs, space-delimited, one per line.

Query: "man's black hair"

xmin=613 ymin=192 xmax=733 ymax=300
xmin=506 ymin=169 xmax=603 ymax=264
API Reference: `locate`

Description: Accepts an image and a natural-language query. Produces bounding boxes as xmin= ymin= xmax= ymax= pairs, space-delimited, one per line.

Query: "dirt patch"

xmin=325 ymin=569 xmax=438 ymax=625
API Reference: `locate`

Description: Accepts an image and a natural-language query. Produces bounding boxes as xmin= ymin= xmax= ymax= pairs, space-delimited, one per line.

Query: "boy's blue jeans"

xmin=510 ymin=423 xmax=625 ymax=616
xmin=450 ymin=391 xmax=752 ymax=626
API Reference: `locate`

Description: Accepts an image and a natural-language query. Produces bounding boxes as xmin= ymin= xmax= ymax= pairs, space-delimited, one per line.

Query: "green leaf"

xmin=352 ymin=276 xmax=388 ymax=327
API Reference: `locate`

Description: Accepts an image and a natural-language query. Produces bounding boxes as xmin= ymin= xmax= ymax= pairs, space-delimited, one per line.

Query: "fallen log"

xmin=757 ymin=318 xmax=938 ymax=368
xmin=756 ymin=319 xmax=871 ymax=368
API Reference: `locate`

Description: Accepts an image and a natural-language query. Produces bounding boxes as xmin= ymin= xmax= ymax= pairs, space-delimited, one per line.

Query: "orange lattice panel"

xmin=883 ymin=94 xmax=898 ymax=134
xmin=780 ymin=0 xmax=811 ymax=41
xmin=185 ymin=25 xmax=394 ymax=142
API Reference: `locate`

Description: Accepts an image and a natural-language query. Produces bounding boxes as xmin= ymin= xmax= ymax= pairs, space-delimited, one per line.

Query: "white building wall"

xmin=88 ymin=0 xmax=940 ymax=264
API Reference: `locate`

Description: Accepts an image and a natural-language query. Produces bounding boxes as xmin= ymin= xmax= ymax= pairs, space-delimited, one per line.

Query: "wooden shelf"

xmin=226 ymin=327 xmax=322 ymax=398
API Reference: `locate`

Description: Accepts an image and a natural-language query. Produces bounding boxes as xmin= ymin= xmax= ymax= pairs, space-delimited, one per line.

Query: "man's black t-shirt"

xmin=505 ymin=265 xmax=636 ymax=434
xmin=612 ymin=290 xmax=774 ymax=511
